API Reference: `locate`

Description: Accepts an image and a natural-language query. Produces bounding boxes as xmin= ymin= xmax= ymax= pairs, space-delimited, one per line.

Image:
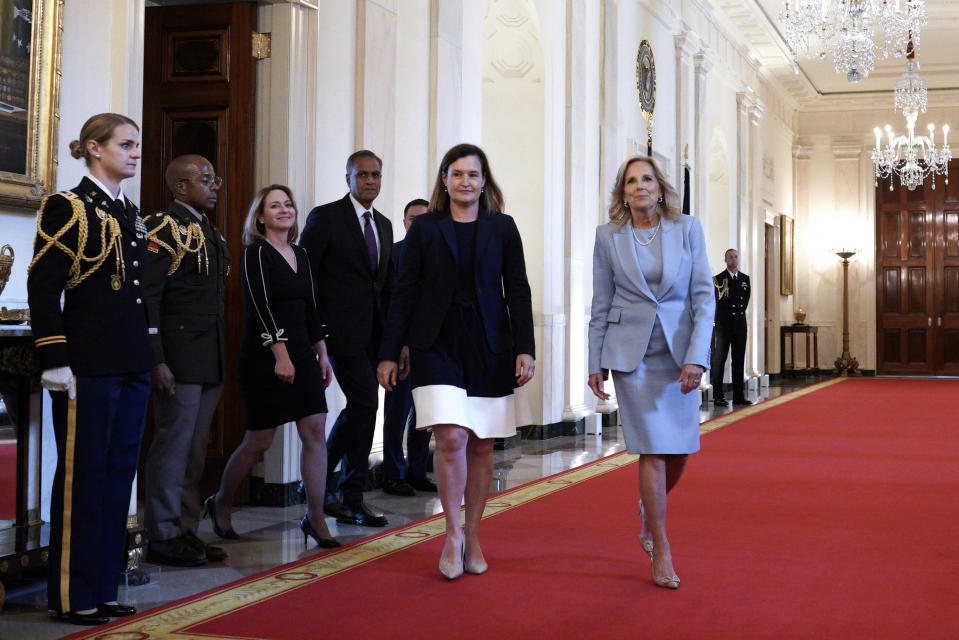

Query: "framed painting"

xmin=0 ymin=0 xmax=62 ymax=209
xmin=780 ymin=214 xmax=794 ymax=296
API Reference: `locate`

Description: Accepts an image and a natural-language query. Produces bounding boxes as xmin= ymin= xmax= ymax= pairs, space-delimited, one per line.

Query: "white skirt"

xmin=411 ymin=384 xmax=518 ymax=439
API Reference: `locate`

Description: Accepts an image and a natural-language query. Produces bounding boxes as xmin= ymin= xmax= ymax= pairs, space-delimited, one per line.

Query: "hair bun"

xmin=68 ymin=139 xmax=85 ymax=159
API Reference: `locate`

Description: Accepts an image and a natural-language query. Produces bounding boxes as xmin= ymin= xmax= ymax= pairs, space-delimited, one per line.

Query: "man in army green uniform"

xmin=142 ymin=155 xmax=230 ymax=566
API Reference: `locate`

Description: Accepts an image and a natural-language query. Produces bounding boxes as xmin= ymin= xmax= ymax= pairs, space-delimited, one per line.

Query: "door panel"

xmin=140 ymin=2 xmax=257 ymax=499
xmin=876 ymin=159 xmax=959 ymax=375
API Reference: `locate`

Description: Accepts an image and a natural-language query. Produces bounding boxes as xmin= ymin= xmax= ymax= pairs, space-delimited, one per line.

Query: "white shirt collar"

xmin=174 ymin=199 xmax=205 ymax=221
xmin=348 ymin=192 xmax=375 ymax=219
xmin=86 ymin=173 xmax=124 ymax=203
xmin=727 ymin=269 xmax=739 ymax=279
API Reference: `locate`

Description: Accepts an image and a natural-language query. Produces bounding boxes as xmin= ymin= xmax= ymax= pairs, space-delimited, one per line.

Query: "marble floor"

xmin=0 ymin=376 xmax=822 ymax=640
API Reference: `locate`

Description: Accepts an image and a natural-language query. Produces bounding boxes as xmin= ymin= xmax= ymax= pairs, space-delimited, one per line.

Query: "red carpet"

xmin=0 ymin=441 xmax=15 ymax=521
xmin=65 ymin=378 xmax=959 ymax=640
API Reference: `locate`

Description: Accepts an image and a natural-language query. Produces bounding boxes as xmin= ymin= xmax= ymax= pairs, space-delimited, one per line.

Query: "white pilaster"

xmin=673 ymin=24 xmax=694 ymax=187
xmin=693 ymin=48 xmax=710 ymax=218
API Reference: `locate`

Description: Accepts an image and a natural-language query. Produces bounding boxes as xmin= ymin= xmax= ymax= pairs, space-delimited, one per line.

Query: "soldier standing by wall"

xmin=710 ymin=249 xmax=751 ymax=406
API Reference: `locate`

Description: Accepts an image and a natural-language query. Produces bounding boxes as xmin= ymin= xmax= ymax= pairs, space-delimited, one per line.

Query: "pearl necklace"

xmin=631 ymin=220 xmax=662 ymax=246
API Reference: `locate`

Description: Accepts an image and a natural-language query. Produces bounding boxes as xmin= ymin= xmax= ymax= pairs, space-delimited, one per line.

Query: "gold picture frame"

xmin=0 ymin=0 xmax=63 ymax=209
xmin=780 ymin=214 xmax=794 ymax=296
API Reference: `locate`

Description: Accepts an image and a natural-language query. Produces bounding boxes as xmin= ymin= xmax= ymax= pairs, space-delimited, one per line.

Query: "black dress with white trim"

xmin=238 ymin=239 xmax=328 ymax=430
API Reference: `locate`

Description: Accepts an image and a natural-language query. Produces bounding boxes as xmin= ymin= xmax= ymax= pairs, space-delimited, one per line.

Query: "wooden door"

xmin=140 ymin=2 xmax=256 ymax=498
xmin=876 ymin=159 xmax=959 ymax=375
xmin=935 ymin=162 xmax=959 ymax=374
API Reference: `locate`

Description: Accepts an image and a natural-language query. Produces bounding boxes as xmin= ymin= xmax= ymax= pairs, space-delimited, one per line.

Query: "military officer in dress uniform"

xmin=710 ymin=248 xmax=751 ymax=406
xmin=27 ymin=113 xmax=151 ymax=626
xmin=142 ymin=155 xmax=230 ymax=567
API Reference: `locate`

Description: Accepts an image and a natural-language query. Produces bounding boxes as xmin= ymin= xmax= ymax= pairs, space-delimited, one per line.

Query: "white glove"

xmin=41 ymin=366 xmax=76 ymax=400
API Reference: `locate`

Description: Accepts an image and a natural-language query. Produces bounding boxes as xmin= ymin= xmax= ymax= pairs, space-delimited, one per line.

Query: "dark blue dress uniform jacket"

xmin=27 ymin=177 xmax=152 ymax=374
xmin=713 ymin=270 xmax=750 ymax=336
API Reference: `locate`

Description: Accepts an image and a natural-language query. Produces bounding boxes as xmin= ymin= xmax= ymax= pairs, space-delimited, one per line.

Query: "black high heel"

xmin=300 ymin=515 xmax=341 ymax=549
xmin=204 ymin=495 xmax=239 ymax=540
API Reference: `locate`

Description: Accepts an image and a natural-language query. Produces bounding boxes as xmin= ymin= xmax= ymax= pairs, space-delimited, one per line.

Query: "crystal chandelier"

xmin=779 ymin=0 xmax=927 ymax=82
xmin=872 ymin=112 xmax=951 ymax=191
xmin=894 ymin=58 xmax=926 ymax=115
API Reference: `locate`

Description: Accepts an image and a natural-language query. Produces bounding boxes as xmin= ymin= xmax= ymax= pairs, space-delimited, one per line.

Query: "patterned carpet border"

xmin=74 ymin=377 xmax=846 ymax=640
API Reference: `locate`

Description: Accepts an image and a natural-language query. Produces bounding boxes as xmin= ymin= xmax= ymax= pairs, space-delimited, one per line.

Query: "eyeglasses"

xmin=180 ymin=175 xmax=223 ymax=188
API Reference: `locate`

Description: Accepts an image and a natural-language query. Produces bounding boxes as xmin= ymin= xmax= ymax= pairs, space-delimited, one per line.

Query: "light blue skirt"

xmin=611 ymin=320 xmax=701 ymax=454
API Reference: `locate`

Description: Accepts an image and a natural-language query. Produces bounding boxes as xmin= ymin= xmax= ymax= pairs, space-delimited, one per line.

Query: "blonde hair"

xmin=242 ymin=184 xmax=299 ymax=247
xmin=68 ymin=113 xmax=139 ymax=165
xmin=607 ymin=156 xmax=681 ymax=227
xmin=428 ymin=143 xmax=505 ymax=214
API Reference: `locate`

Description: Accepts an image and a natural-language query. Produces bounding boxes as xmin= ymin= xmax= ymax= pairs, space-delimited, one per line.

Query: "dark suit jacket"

xmin=379 ymin=210 xmax=535 ymax=362
xmin=392 ymin=238 xmax=405 ymax=272
xmin=27 ymin=177 xmax=152 ymax=375
xmin=300 ymin=194 xmax=394 ymax=356
xmin=143 ymin=201 xmax=231 ymax=383
xmin=713 ymin=270 xmax=750 ymax=334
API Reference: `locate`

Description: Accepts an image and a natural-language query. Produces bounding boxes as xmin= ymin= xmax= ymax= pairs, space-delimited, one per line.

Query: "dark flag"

xmin=682 ymin=144 xmax=690 ymax=215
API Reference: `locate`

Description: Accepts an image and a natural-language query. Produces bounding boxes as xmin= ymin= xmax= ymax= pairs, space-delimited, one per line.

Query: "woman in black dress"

xmin=377 ymin=144 xmax=535 ymax=579
xmin=206 ymin=185 xmax=339 ymax=549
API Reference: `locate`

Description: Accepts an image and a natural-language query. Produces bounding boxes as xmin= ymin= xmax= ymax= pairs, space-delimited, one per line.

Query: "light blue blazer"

xmin=588 ymin=215 xmax=715 ymax=375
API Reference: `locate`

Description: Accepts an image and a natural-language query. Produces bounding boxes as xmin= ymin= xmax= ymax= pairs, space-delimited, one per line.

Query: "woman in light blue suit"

xmin=588 ymin=156 xmax=714 ymax=590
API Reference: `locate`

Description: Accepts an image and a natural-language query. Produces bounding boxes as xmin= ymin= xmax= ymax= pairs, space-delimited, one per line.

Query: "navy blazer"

xmin=379 ymin=210 xmax=535 ymax=362
xmin=300 ymin=194 xmax=394 ymax=356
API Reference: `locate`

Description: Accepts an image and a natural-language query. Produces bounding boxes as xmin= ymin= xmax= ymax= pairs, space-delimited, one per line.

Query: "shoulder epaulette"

xmin=29 ymin=190 xmax=125 ymax=290
xmin=145 ymin=213 xmax=207 ymax=276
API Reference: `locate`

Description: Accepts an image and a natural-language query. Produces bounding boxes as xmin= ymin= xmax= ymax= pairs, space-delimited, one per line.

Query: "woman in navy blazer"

xmin=588 ymin=156 xmax=714 ymax=590
xmin=378 ymin=144 xmax=535 ymax=580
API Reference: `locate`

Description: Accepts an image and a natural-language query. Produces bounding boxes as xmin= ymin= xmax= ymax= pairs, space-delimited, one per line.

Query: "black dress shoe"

xmin=97 ymin=602 xmax=137 ymax=617
xmin=382 ymin=478 xmax=416 ymax=496
xmin=147 ymin=537 xmax=207 ymax=567
xmin=61 ymin=611 xmax=109 ymax=626
xmin=340 ymin=502 xmax=388 ymax=527
xmin=323 ymin=500 xmax=353 ymax=520
xmin=182 ymin=530 xmax=228 ymax=562
xmin=733 ymin=398 xmax=753 ymax=406
xmin=407 ymin=475 xmax=438 ymax=492
xmin=713 ymin=396 xmax=728 ymax=404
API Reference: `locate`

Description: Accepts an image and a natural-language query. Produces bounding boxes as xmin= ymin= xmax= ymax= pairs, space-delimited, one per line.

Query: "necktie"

xmin=363 ymin=211 xmax=378 ymax=272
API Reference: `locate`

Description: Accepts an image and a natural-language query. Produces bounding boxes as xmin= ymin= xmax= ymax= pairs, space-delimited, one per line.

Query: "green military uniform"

xmin=141 ymin=200 xmax=230 ymax=551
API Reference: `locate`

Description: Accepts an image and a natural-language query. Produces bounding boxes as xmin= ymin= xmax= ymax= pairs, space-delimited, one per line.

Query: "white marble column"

xmin=693 ymin=49 xmax=710 ymax=218
xmin=562 ymin=0 xmax=600 ymax=424
xmin=355 ymin=0 xmax=398 ymax=213
xmin=255 ymin=1 xmax=323 ymax=485
xmin=429 ymin=0 xmax=464 ymax=169
xmin=746 ymin=99 xmax=764 ymax=377
xmin=673 ymin=24 xmax=694 ymax=186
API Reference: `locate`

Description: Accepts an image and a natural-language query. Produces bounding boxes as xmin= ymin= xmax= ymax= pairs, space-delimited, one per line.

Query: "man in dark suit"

xmin=300 ymin=150 xmax=393 ymax=527
xmin=381 ymin=199 xmax=436 ymax=496
xmin=710 ymin=248 xmax=751 ymax=406
xmin=142 ymin=155 xmax=230 ymax=566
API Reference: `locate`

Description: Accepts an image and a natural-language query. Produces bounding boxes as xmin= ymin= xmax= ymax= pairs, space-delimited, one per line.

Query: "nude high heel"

xmin=438 ymin=538 xmax=464 ymax=580
xmin=464 ymin=548 xmax=488 ymax=575
xmin=650 ymin=552 xmax=680 ymax=590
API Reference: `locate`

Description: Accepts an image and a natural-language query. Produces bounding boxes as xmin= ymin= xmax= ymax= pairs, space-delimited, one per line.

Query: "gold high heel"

xmin=653 ymin=573 xmax=681 ymax=590
xmin=638 ymin=534 xmax=654 ymax=560
xmin=650 ymin=552 xmax=680 ymax=589
xmin=438 ymin=538 xmax=464 ymax=580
